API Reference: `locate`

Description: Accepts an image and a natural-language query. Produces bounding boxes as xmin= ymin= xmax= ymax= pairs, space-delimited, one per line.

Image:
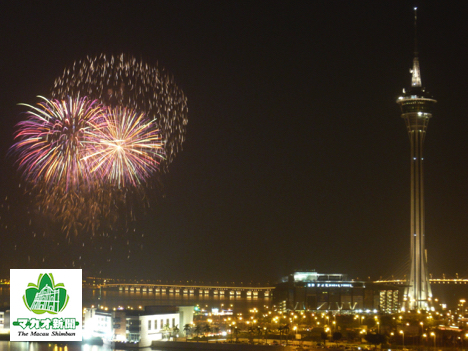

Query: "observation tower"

xmin=396 ymin=8 xmax=436 ymax=311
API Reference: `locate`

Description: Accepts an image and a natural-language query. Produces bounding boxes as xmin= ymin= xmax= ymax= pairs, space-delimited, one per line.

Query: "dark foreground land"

xmin=153 ymin=341 xmax=290 ymax=351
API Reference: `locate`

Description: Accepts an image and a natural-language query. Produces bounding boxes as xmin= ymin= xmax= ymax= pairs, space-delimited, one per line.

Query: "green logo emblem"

xmin=23 ymin=273 xmax=69 ymax=314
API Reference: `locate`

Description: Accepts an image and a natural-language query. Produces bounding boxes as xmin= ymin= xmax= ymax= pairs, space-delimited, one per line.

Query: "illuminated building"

xmin=396 ymin=8 xmax=436 ymax=311
xmin=83 ymin=305 xmax=194 ymax=346
xmin=273 ymin=271 xmax=402 ymax=313
xmin=0 ymin=309 xmax=9 ymax=333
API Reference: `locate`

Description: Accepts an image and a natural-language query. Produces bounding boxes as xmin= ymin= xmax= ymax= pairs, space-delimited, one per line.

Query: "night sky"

xmin=1 ymin=1 xmax=467 ymax=284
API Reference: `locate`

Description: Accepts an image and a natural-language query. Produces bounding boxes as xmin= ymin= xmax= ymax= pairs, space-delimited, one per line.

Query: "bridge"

xmin=4 ymin=276 xmax=465 ymax=295
xmin=102 ymin=283 xmax=272 ymax=298
xmin=374 ymin=278 xmax=468 ymax=285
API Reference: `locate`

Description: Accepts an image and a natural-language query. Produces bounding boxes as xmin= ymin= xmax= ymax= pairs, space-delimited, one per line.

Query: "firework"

xmin=86 ymin=105 xmax=165 ymax=187
xmin=9 ymin=96 xmax=105 ymax=234
xmin=10 ymin=55 xmax=187 ymax=234
xmin=10 ymin=96 xmax=166 ymax=234
xmin=51 ymin=53 xmax=188 ymax=168
xmin=11 ymin=96 xmax=104 ymax=189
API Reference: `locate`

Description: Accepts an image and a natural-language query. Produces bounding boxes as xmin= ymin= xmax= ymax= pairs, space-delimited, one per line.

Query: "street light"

xmin=431 ymin=332 xmax=436 ymax=348
xmin=399 ymin=330 xmax=405 ymax=347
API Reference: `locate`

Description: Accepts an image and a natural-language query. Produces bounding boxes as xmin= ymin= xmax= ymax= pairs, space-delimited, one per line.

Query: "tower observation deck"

xmin=396 ymin=8 xmax=436 ymax=311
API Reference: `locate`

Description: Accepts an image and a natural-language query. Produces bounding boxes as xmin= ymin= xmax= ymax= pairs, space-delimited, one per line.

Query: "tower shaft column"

xmin=405 ymin=119 xmax=431 ymax=310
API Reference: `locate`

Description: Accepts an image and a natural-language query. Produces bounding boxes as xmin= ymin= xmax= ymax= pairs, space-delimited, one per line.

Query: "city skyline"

xmin=1 ymin=2 xmax=468 ymax=284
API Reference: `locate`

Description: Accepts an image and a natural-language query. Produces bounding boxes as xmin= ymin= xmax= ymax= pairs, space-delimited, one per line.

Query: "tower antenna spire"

xmin=411 ymin=7 xmax=422 ymax=87
xmin=414 ymin=7 xmax=418 ymax=57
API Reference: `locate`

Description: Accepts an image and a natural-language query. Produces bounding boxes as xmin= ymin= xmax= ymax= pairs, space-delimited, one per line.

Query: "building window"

xmin=166 ymin=319 xmax=169 ymax=327
xmin=148 ymin=320 xmax=151 ymax=330
xmin=154 ymin=320 xmax=157 ymax=329
xmin=160 ymin=319 xmax=163 ymax=329
xmin=172 ymin=318 xmax=175 ymax=327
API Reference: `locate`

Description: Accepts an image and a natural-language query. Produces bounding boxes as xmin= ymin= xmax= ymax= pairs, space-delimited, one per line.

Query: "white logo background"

xmin=10 ymin=269 xmax=82 ymax=341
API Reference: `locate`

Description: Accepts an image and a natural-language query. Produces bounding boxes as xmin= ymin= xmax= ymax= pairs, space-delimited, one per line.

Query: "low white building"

xmin=84 ymin=305 xmax=194 ymax=347
xmin=83 ymin=307 xmax=113 ymax=341
xmin=0 ymin=309 xmax=9 ymax=333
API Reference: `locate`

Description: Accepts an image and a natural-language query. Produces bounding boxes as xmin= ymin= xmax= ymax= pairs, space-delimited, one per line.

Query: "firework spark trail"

xmin=11 ymin=96 xmax=104 ymax=190
xmin=85 ymin=105 xmax=165 ymax=188
xmin=51 ymin=53 xmax=188 ymax=169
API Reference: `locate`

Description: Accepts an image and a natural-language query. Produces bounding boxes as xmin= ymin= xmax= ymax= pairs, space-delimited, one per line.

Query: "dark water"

xmin=2 ymin=286 xmax=271 ymax=313
xmin=83 ymin=288 xmax=271 ymax=314
xmin=4 ymin=283 xmax=468 ymax=312
xmin=5 ymin=283 xmax=467 ymax=312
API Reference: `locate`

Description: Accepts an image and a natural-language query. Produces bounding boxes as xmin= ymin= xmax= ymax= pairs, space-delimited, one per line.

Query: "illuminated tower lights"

xmin=396 ymin=7 xmax=436 ymax=311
